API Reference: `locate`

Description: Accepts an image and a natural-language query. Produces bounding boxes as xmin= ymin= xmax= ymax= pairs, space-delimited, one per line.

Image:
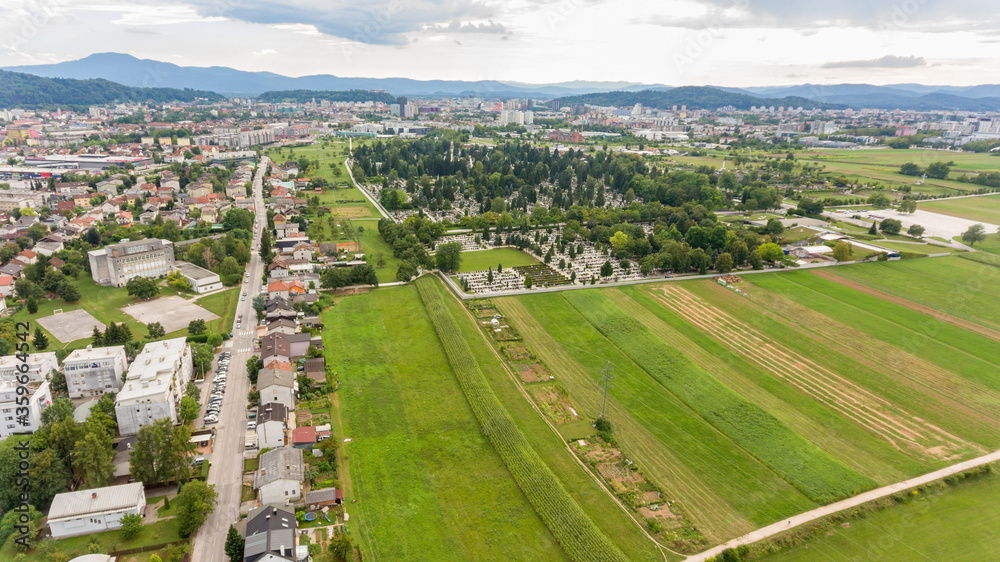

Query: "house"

xmin=258 ymin=367 xmax=296 ymax=411
xmin=243 ymin=505 xmax=297 ymax=562
xmin=291 ymin=426 xmax=315 ymax=449
xmin=256 ymin=402 xmax=288 ymax=449
xmin=303 ymin=357 xmax=326 ymax=384
xmin=33 ymin=236 xmax=65 ymax=256
xmin=290 ymin=243 xmax=314 ymax=262
xmin=304 ymin=488 xmax=342 ymax=510
xmin=0 ymin=262 xmax=23 ymax=279
xmin=0 ymin=274 xmax=13 ymax=298
xmin=254 ymin=448 xmax=304 ymax=505
xmin=115 ymin=211 xmax=133 ymax=228
xmin=16 ymin=249 xmax=37 ymax=264
xmin=259 ymin=334 xmax=292 ymax=364
xmin=267 ymin=258 xmax=290 ymax=278
xmin=267 ymin=280 xmax=306 ymax=299
xmin=266 ymin=319 xmax=297 ymax=336
xmin=47 ymin=482 xmax=146 ymax=539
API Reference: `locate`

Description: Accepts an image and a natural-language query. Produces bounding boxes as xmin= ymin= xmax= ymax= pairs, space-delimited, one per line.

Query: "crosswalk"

xmin=236 ymin=347 xmax=253 ymax=354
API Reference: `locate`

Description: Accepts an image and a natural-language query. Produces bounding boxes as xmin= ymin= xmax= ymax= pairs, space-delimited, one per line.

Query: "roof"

xmin=291 ymin=426 xmax=315 ymax=444
xmin=304 ymin=357 xmax=325 ymax=374
xmin=255 ymin=448 xmax=304 ymax=489
xmin=304 ymin=488 xmax=341 ymax=504
xmin=246 ymin=505 xmax=295 ymax=536
xmin=48 ymin=482 xmax=145 ymax=523
xmin=257 ymin=402 xmax=287 ymax=424
xmin=174 ymin=261 xmax=220 ymax=281
xmin=258 ymin=367 xmax=295 ymax=390
xmin=64 ymin=345 xmax=125 ymax=364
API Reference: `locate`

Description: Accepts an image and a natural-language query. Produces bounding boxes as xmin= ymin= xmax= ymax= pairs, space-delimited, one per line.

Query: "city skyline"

xmin=2 ymin=0 xmax=999 ymax=87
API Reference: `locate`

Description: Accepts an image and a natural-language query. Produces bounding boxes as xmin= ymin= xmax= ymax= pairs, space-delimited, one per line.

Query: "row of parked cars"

xmin=204 ymin=351 xmax=232 ymax=424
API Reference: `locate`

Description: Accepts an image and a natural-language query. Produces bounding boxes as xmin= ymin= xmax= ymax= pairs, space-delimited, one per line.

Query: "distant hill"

xmin=555 ymin=87 xmax=842 ymax=111
xmin=256 ymin=89 xmax=397 ymax=104
xmin=0 ymin=69 xmax=224 ymax=108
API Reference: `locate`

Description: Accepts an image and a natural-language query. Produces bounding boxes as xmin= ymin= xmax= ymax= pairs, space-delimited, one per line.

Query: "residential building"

xmin=243 ymin=505 xmax=297 ymax=562
xmin=304 ymin=488 xmax=342 ymax=510
xmin=0 ymin=351 xmax=58 ymax=383
xmin=89 ymin=238 xmax=176 ymax=287
xmin=254 ymin=448 xmax=304 ymax=505
xmin=256 ymin=402 xmax=287 ymax=449
xmin=63 ymin=345 xmax=128 ymax=398
xmin=258 ymin=367 xmax=296 ymax=411
xmin=47 ymin=482 xmax=146 ymax=539
xmin=291 ymin=426 xmax=315 ymax=449
xmin=172 ymin=261 xmax=223 ymax=294
xmin=114 ymin=338 xmax=193 ymax=436
xmin=0 ymin=380 xmax=51 ymax=438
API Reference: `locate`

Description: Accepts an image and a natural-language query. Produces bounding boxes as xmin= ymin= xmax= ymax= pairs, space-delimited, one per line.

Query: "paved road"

xmin=190 ymin=156 xmax=269 ymax=561
xmin=685 ymin=448 xmax=1000 ymax=561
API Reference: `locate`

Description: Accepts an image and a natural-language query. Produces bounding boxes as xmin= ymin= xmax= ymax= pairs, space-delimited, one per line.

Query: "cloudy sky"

xmin=1 ymin=0 xmax=998 ymax=86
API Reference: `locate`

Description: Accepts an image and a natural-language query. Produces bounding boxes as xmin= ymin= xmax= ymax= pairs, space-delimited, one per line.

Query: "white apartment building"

xmin=0 ymin=351 xmax=58 ymax=383
xmin=88 ymin=238 xmax=175 ymax=287
xmin=63 ymin=345 xmax=128 ymax=398
xmin=114 ymin=337 xmax=193 ymax=436
xmin=0 ymin=379 xmax=52 ymax=438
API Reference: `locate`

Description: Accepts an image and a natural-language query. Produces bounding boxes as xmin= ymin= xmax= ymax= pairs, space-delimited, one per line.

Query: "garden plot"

xmin=38 ymin=309 xmax=105 ymax=343
xmin=122 ymin=296 xmax=219 ymax=333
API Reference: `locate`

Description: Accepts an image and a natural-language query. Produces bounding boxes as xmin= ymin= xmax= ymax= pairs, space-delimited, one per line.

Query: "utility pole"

xmin=598 ymin=361 xmax=615 ymax=420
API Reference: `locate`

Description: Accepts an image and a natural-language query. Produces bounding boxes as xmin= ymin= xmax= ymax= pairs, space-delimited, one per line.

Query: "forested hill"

xmin=256 ymin=89 xmax=397 ymax=104
xmin=0 ymin=70 xmax=225 ymax=108
xmin=556 ymin=86 xmax=841 ymax=110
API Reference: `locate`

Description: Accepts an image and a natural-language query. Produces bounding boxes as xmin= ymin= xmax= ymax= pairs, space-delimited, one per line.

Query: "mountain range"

xmin=3 ymin=53 xmax=1000 ymax=111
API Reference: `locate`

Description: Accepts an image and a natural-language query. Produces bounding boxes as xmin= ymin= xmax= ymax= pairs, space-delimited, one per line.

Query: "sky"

xmin=1 ymin=0 xmax=999 ymax=86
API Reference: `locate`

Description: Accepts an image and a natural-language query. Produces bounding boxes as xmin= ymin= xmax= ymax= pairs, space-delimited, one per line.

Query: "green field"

xmin=923 ymin=194 xmax=1000 ymax=224
xmin=455 ymin=247 xmax=541 ymax=272
xmin=320 ymin=285 xmax=565 ymax=561
xmin=760 ymin=469 xmax=1000 ymax=561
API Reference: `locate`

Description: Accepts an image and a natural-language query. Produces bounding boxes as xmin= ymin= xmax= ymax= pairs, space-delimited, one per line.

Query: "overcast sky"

xmin=2 ymin=0 xmax=999 ymax=86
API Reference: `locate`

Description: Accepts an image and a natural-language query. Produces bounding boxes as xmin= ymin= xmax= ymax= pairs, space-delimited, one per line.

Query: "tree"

xmin=49 ymin=370 xmax=67 ymax=394
xmin=126 ymin=276 xmax=159 ymax=300
xmin=26 ymin=296 xmax=38 ymax=314
xmin=193 ymin=344 xmax=214 ymax=375
xmin=130 ymin=419 xmax=197 ymax=484
xmin=600 ymin=260 xmax=614 ymax=277
xmin=120 ymin=513 xmax=143 ymax=539
xmin=225 ymin=525 xmax=245 ymax=562
xmin=757 ymin=242 xmax=784 ymax=264
xmin=880 ymin=218 xmax=902 ymax=235
xmin=41 ymin=397 xmax=74 ymax=425
xmin=252 ymin=295 xmax=266 ymax=320
xmin=925 ymin=161 xmax=950 ymax=180
xmin=765 ymin=219 xmax=784 ymax=235
xmin=396 ymin=260 xmax=418 ymax=282
xmin=175 ymin=480 xmax=217 ymax=538
xmin=0 ymin=505 xmax=42 ymax=551
xmin=832 ymin=241 xmax=853 ymax=262
xmin=899 ymin=162 xmax=921 ymax=176
xmin=147 ymin=322 xmax=165 ymax=339
xmin=714 ymin=252 xmax=733 ymax=274
xmin=907 ymin=224 xmax=925 ymax=237
xmin=962 ymin=223 xmax=987 ymax=246
xmin=188 ymin=319 xmax=207 ymax=335
xmin=524 ymin=274 xmax=533 ymax=289
xmin=32 ymin=327 xmax=48 ymax=350
xmin=898 ymin=199 xmax=918 ymax=214
xmin=58 ymin=282 xmax=81 ymax=302
xmin=434 ymin=242 xmax=463 ymax=272
xmin=868 ymin=221 xmax=878 ymax=235
xmin=74 ymin=420 xmax=115 ymax=487
xmin=179 ymin=396 xmax=200 ymax=425
xmin=329 ymin=534 xmax=353 ymax=562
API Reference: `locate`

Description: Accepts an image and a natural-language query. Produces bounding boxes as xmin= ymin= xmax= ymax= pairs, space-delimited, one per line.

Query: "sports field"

xmin=923 ymin=193 xmax=1000 ymax=224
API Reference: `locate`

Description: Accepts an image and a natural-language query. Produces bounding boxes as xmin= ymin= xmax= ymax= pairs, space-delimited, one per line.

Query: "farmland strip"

xmin=416 ymin=278 xmax=629 ymax=562
xmin=562 ymin=290 xmax=876 ymax=505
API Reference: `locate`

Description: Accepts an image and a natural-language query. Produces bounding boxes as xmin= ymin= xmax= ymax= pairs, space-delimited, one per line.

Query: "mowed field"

xmin=483 ymin=260 xmax=1000 ymax=554
xmin=923 ymin=193 xmax=1000 ymax=224
xmin=321 ymin=285 xmax=566 ymax=561
xmin=456 ymin=247 xmax=541 ymax=272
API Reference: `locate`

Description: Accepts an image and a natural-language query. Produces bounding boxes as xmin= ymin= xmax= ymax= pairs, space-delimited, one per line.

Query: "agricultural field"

xmin=923 ymin=193 xmax=1000 ymax=224
xmin=320 ymin=285 xmax=565 ymax=561
xmin=455 ymin=247 xmax=541 ymax=273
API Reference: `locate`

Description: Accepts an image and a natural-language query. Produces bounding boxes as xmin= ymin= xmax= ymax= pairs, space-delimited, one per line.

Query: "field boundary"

xmin=685 ymin=448 xmax=1000 ymax=561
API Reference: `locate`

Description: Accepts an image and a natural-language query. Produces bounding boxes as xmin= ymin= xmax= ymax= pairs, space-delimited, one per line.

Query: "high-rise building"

xmin=88 ymin=238 xmax=175 ymax=287
xmin=63 ymin=345 xmax=128 ymax=398
xmin=114 ymin=337 xmax=193 ymax=436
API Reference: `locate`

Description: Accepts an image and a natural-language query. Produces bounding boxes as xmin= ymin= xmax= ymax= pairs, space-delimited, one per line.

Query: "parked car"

xmin=247 ymin=421 xmax=257 ymax=430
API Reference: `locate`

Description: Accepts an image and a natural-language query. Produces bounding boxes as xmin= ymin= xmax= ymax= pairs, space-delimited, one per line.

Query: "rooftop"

xmin=64 ymin=345 xmax=126 ymax=363
xmin=255 ymin=447 xmax=304 ymax=489
xmin=48 ymin=482 xmax=145 ymax=523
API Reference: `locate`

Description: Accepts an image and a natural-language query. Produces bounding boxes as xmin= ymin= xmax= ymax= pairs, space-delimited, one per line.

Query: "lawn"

xmin=922 ymin=193 xmax=1000 ymax=225
xmin=455 ymin=247 xmax=541 ymax=272
xmin=355 ymin=218 xmax=400 ymax=283
xmin=13 ymin=275 xmax=188 ymax=349
xmin=320 ymin=284 xmax=566 ymax=561
xmin=760 ymin=468 xmax=1000 ymax=561
xmin=195 ymin=287 xmax=239 ymax=335
xmin=1 ymin=518 xmax=183 ymax=559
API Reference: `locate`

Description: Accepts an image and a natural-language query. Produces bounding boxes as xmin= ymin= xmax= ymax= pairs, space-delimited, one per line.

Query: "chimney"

xmin=91 ymin=492 xmax=97 ymax=499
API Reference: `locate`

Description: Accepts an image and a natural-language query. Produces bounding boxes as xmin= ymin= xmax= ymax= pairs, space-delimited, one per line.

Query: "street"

xmin=190 ymin=155 xmax=269 ymax=562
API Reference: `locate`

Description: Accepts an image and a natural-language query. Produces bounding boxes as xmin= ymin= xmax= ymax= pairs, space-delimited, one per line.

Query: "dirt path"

xmin=685 ymin=447 xmax=1000 ymax=561
xmin=813 ymin=269 xmax=1000 ymax=341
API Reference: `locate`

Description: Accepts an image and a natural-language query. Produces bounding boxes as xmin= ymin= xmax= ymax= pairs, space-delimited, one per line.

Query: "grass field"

xmin=456 ymin=248 xmax=541 ymax=272
xmin=923 ymin=194 xmax=1000 ymax=224
xmin=760 ymin=468 xmax=1000 ymax=561
xmin=320 ymin=285 xmax=566 ymax=561
xmin=1 ymin=518 xmax=183 ymax=560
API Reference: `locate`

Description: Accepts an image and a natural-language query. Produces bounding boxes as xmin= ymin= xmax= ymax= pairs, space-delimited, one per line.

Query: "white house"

xmin=257 ymin=368 xmax=296 ymax=411
xmin=63 ymin=345 xmax=128 ymax=398
xmin=47 ymin=482 xmax=146 ymax=539
xmin=256 ymin=402 xmax=287 ymax=449
xmin=255 ymin=448 xmax=303 ymax=505
xmin=115 ymin=338 xmax=193 ymax=436
xmin=0 ymin=351 xmax=59 ymax=383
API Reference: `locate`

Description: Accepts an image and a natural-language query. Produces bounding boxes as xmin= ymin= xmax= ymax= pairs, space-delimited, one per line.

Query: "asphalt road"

xmin=191 ymin=156 xmax=269 ymax=561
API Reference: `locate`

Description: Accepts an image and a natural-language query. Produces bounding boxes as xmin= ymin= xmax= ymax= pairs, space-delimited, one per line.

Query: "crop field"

xmin=760 ymin=468 xmax=1000 ymax=561
xmin=320 ymin=285 xmax=565 ymax=561
xmin=923 ymin=193 xmax=1000 ymax=224
xmin=415 ymin=277 xmax=630 ymax=562
xmin=455 ymin=247 xmax=541 ymax=272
